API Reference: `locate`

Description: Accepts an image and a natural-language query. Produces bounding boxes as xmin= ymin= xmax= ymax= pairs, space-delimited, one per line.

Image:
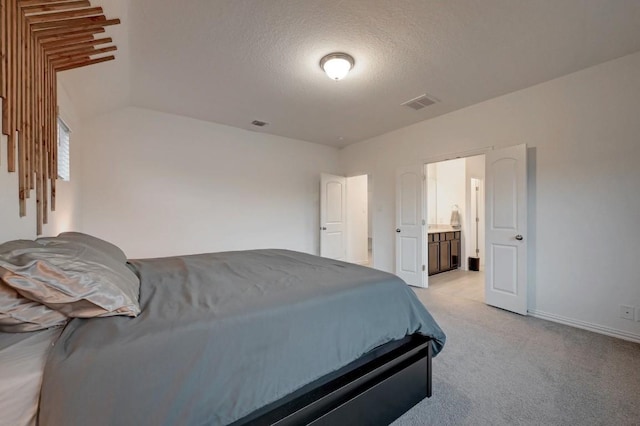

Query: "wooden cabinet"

xmin=428 ymin=242 xmax=439 ymax=275
xmin=427 ymin=231 xmax=461 ymax=276
xmin=439 ymin=240 xmax=450 ymax=271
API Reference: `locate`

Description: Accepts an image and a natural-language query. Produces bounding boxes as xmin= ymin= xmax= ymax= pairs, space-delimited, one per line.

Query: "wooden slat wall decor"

xmin=0 ymin=0 xmax=119 ymax=234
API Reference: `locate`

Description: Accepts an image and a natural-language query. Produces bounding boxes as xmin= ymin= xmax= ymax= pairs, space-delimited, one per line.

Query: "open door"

xmin=485 ymin=144 xmax=528 ymax=315
xmin=320 ymin=173 xmax=346 ymax=260
xmin=395 ymin=165 xmax=425 ymax=288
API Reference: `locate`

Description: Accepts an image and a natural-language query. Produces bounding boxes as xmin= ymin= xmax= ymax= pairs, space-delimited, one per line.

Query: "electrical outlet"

xmin=636 ymin=307 xmax=640 ymax=322
xmin=620 ymin=305 xmax=634 ymax=320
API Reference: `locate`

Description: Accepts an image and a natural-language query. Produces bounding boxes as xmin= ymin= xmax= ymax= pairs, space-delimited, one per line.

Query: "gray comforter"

xmin=39 ymin=249 xmax=445 ymax=426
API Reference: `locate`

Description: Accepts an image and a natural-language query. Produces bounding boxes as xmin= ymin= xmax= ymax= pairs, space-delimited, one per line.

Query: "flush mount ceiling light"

xmin=320 ymin=52 xmax=355 ymax=81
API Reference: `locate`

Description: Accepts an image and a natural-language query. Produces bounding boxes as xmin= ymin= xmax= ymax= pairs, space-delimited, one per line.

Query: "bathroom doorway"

xmin=424 ymin=155 xmax=485 ymax=297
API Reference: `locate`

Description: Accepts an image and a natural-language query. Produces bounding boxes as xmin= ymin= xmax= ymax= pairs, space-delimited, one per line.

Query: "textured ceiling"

xmin=61 ymin=0 xmax=640 ymax=148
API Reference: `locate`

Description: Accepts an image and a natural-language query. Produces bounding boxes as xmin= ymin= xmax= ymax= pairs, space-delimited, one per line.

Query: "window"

xmin=57 ymin=117 xmax=70 ymax=181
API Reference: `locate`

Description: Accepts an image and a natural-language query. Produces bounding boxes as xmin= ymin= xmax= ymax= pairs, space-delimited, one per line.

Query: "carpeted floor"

xmin=392 ymin=270 xmax=640 ymax=426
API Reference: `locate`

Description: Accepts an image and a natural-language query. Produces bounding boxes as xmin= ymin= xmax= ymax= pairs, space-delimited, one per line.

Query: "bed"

xmin=0 ymin=234 xmax=446 ymax=426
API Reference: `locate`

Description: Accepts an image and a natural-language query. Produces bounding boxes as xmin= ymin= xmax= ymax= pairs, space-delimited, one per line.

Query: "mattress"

xmin=0 ymin=327 xmax=64 ymax=426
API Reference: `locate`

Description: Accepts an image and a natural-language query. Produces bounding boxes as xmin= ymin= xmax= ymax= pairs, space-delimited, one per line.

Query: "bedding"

xmin=0 ymin=326 xmax=64 ymax=426
xmin=39 ymin=249 xmax=445 ymax=426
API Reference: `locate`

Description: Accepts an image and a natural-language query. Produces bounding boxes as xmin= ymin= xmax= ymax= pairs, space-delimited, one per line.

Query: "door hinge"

xmin=422 ymin=265 xmax=426 ymax=271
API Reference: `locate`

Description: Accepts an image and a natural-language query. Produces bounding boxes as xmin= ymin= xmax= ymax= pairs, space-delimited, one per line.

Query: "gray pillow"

xmin=0 ymin=279 xmax=68 ymax=332
xmin=56 ymin=232 xmax=128 ymax=264
xmin=0 ymin=237 xmax=140 ymax=318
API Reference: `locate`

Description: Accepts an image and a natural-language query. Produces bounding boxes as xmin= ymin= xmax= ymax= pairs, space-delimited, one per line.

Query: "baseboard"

xmin=528 ymin=309 xmax=640 ymax=344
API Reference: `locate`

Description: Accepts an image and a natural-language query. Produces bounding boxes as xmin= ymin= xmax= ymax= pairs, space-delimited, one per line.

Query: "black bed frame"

xmin=232 ymin=334 xmax=432 ymax=426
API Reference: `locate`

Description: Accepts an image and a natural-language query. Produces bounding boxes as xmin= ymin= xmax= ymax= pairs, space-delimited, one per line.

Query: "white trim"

xmin=57 ymin=114 xmax=71 ymax=134
xmin=529 ymin=309 xmax=640 ymax=344
xmin=56 ymin=103 xmax=73 ymax=133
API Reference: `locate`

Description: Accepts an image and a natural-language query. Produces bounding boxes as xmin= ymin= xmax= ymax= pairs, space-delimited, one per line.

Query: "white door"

xmin=395 ymin=165 xmax=425 ymax=288
xmin=485 ymin=144 xmax=528 ymax=315
xmin=320 ymin=173 xmax=346 ymax=260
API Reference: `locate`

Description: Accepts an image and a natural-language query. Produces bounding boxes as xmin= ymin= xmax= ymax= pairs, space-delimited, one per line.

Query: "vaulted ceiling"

xmin=59 ymin=0 xmax=640 ymax=148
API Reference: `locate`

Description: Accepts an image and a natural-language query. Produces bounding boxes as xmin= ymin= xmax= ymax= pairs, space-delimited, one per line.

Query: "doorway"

xmin=320 ymin=173 xmax=371 ymax=266
xmin=426 ymin=156 xmax=485 ymax=271
xmin=425 ymin=155 xmax=485 ymax=300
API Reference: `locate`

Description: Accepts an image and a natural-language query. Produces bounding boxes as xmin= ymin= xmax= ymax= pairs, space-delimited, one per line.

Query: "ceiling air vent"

xmin=251 ymin=120 xmax=268 ymax=127
xmin=401 ymin=94 xmax=437 ymax=110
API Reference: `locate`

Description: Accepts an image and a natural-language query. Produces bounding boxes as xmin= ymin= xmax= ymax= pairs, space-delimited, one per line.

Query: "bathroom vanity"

xmin=427 ymin=227 xmax=461 ymax=276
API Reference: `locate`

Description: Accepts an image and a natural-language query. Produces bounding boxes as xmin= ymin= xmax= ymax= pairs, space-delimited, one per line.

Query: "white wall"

xmin=426 ymin=163 xmax=437 ymax=225
xmin=76 ymin=107 xmax=340 ymax=258
xmin=0 ymin=83 xmax=81 ymax=242
xmin=340 ymin=52 xmax=640 ymax=341
xmin=433 ymin=158 xmax=465 ymax=226
xmin=346 ymin=175 xmax=368 ymax=264
xmin=426 ymin=159 xmax=466 ymax=226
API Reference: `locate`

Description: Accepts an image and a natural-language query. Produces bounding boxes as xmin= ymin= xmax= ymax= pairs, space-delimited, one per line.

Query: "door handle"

xmin=515 ymin=235 xmax=523 ymax=241
xmin=396 ymin=228 xmax=401 ymax=233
